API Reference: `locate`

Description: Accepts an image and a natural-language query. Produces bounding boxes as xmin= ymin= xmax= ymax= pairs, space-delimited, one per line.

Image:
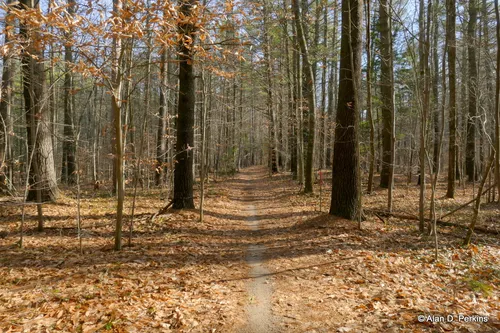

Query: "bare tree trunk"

xmin=319 ymin=1 xmax=328 ymax=170
xmin=464 ymin=151 xmax=495 ymax=245
xmin=0 ymin=0 xmax=14 ymax=193
xmin=431 ymin=0 xmax=439 ymax=173
xmin=199 ymin=71 xmax=208 ymax=222
xmin=366 ymin=0 xmax=375 ymax=193
xmin=446 ymin=0 xmax=457 ymax=198
xmin=112 ymin=0 xmax=124 ymax=250
xmin=292 ymin=0 xmax=316 ymax=193
xmin=20 ymin=0 xmax=59 ymax=203
xmin=466 ymin=0 xmax=478 ymax=182
xmin=429 ymin=20 xmax=447 ymax=260
xmin=330 ymin=0 xmax=363 ymax=220
xmin=379 ymin=0 xmax=395 ymax=211
xmin=284 ymin=0 xmax=297 ymax=177
xmin=172 ymin=0 xmax=198 ymax=209
xmin=326 ymin=7 xmax=339 ymax=169
xmin=262 ymin=0 xmax=278 ymax=174
xmin=418 ymin=0 xmax=431 ymax=233
xmin=494 ymin=0 xmax=500 ymax=201
xmin=156 ymin=48 xmax=168 ymax=186
xmin=61 ymin=0 xmax=77 ymax=185
xmin=293 ymin=22 xmax=304 ymax=183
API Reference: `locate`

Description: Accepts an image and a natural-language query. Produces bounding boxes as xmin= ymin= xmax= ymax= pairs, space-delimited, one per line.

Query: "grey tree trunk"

xmin=20 ymin=0 xmax=59 ymax=203
xmin=262 ymin=0 xmax=278 ymax=174
xmin=0 ymin=0 xmax=14 ymax=193
xmin=112 ymin=0 xmax=124 ymax=250
xmin=495 ymin=0 xmax=500 ymax=200
xmin=292 ymin=0 xmax=316 ymax=193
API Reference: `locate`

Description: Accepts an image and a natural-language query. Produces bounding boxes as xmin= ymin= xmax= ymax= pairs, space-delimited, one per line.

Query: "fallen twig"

xmin=365 ymin=209 xmax=498 ymax=235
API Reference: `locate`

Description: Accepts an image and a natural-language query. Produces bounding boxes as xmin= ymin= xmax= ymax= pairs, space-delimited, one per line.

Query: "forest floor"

xmin=0 ymin=166 xmax=499 ymax=332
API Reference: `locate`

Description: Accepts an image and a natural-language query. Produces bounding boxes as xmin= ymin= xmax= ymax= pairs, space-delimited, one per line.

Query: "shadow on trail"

xmin=0 ymin=166 xmax=474 ymax=277
xmin=0 ymin=213 xmax=458 ymax=273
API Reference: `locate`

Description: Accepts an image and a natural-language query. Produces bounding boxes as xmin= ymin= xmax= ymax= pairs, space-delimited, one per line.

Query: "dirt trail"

xmin=243 ymin=204 xmax=276 ymax=332
xmin=238 ymin=169 xmax=277 ymax=332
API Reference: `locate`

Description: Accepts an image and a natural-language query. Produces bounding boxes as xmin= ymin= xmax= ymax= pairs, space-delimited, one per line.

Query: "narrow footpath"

xmin=240 ymin=171 xmax=277 ymax=332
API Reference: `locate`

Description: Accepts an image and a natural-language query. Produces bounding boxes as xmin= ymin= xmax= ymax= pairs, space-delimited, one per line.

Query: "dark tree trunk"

xmin=284 ymin=0 xmax=297 ymax=177
xmin=366 ymin=0 xmax=375 ymax=193
xmin=156 ymin=48 xmax=168 ymax=186
xmin=111 ymin=0 xmax=124 ymax=250
xmin=446 ymin=0 xmax=457 ymax=198
xmin=61 ymin=0 xmax=77 ymax=185
xmin=330 ymin=0 xmax=362 ymax=220
xmin=379 ymin=0 xmax=394 ymax=189
xmin=173 ymin=0 xmax=198 ymax=209
xmin=378 ymin=0 xmax=395 ymax=212
xmin=20 ymin=0 xmax=59 ymax=203
xmin=432 ymin=0 xmax=440 ymax=173
xmin=0 ymin=0 xmax=14 ymax=193
xmin=466 ymin=0 xmax=478 ymax=181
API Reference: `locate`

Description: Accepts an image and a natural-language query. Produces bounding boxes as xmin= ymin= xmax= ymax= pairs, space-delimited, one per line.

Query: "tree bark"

xmin=262 ymin=0 xmax=278 ymax=174
xmin=466 ymin=0 xmax=478 ymax=182
xmin=292 ymin=0 xmax=316 ymax=193
xmin=20 ymin=0 xmax=59 ymax=203
xmin=156 ymin=47 xmax=168 ymax=186
xmin=378 ymin=0 xmax=395 ymax=211
xmin=431 ymin=0 xmax=439 ymax=173
xmin=0 ymin=0 xmax=14 ymax=193
xmin=112 ymin=0 xmax=124 ymax=250
xmin=61 ymin=0 xmax=77 ymax=185
xmin=418 ymin=0 xmax=431 ymax=233
xmin=379 ymin=0 xmax=394 ymax=191
xmin=446 ymin=0 xmax=457 ymax=198
xmin=330 ymin=0 xmax=362 ymax=220
xmin=494 ymin=0 xmax=500 ymax=201
xmin=172 ymin=0 xmax=198 ymax=209
xmin=366 ymin=0 xmax=375 ymax=194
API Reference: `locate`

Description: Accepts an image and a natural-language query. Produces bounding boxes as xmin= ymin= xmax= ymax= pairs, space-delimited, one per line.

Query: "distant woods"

xmin=0 ymin=0 xmax=499 ymax=247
